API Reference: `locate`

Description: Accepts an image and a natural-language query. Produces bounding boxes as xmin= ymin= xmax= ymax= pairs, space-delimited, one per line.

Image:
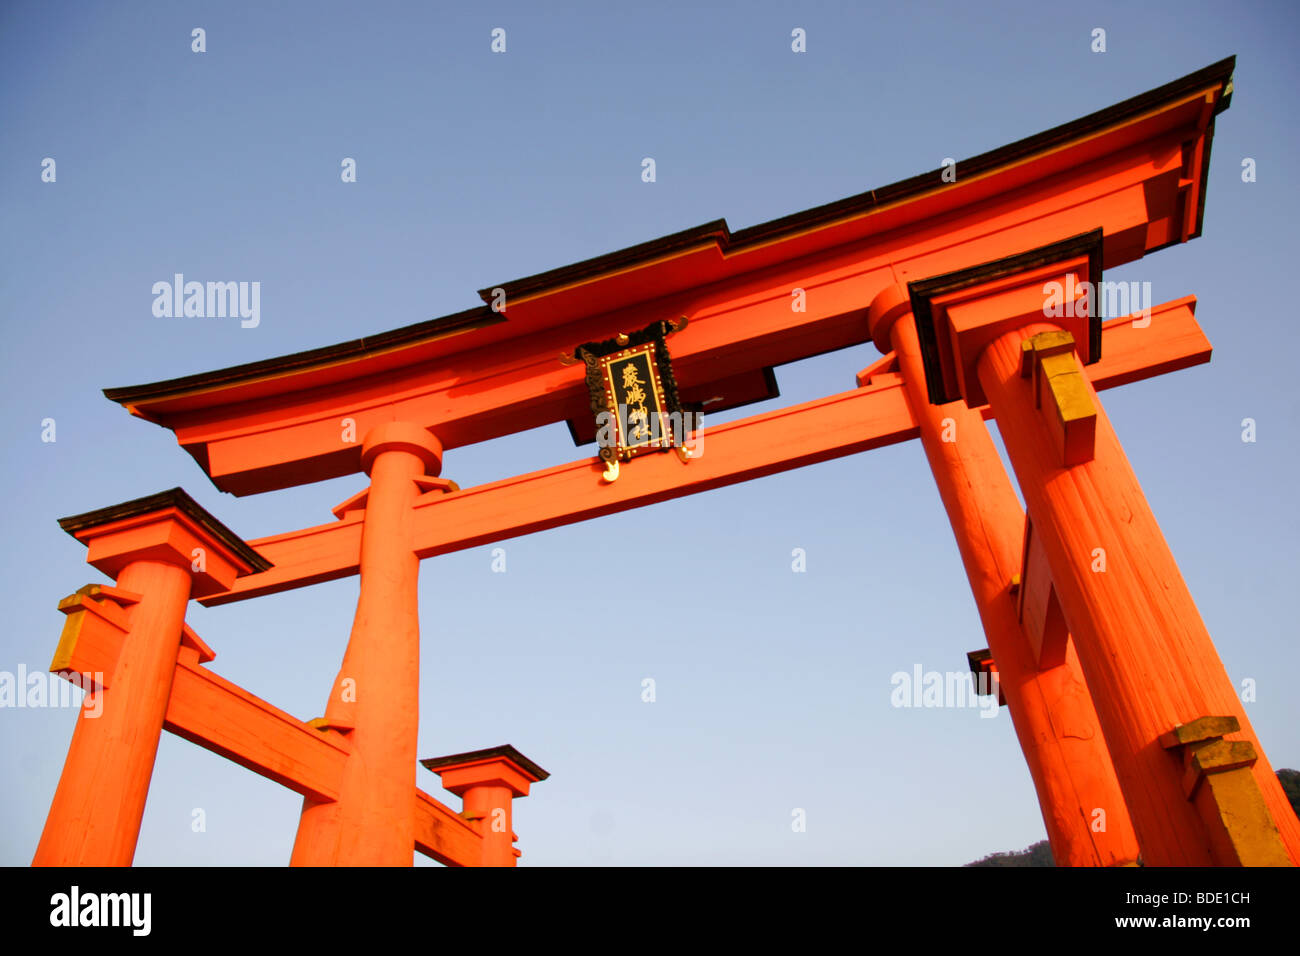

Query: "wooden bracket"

xmin=1019 ymin=331 xmax=1097 ymax=467
xmin=414 ymin=475 xmax=460 ymax=497
xmin=855 ymin=351 xmax=900 ymax=388
xmin=1016 ymin=519 xmax=1069 ymax=670
xmin=50 ymin=585 xmax=143 ymax=689
xmin=1160 ymin=716 xmax=1292 ymax=866
xmin=333 ymin=475 xmax=460 ymax=519
xmin=966 ymin=649 xmax=1006 ymax=706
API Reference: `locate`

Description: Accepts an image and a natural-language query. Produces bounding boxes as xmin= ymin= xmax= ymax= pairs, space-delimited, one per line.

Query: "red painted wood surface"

xmin=167 ymin=648 xmax=480 ymax=865
xmin=111 ymin=76 xmax=1226 ymax=497
xmin=978 ymin=323 xmax=1300 ymax=865
xmin=34 ymin=559 xmax=192 ymax=866
xmin=202 ymin=299 xmax=1209 ymax=607
xmin=165 ymin=655 xmax=351 ymax=805
xmin=47 ymin=603 xmax=484 ymax=864
xmin=291 ymin=424 xmax=440 ymax=866
xmin=888 ymin=310 xmax=1139 ymax=866
xmin=413 ymin=789 xmax=482 ymax=867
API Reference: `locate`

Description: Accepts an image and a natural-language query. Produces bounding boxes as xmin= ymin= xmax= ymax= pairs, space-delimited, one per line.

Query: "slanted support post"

xmin=33 ymin=489 xmax=268 ymax=866
xmin=422 ymin=745 xmax=549 ymax=867
xmin=1018 ymin=331 xmax=1097 ymax=467
xmin=909 ymin=233 xmax=1300 ymax=865
xmin=865 ymin=282 xmax=1138 ymax=867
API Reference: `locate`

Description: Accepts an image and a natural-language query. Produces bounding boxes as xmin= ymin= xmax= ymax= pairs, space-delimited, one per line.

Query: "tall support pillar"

xmin=292 ymin=422 xmax=443 ymax=866
xmin=867 ymin=284 xmax=1139 ymax=866
xmin=907 ymin=234 xmax=1299 ymax=865
xmin=977 ymin=324 xmax=1297 ymax=865
xmin=34 ymin=490 xmax=268 ymax=865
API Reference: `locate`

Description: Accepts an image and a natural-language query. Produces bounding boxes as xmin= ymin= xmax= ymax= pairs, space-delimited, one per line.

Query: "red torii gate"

xmin=33 ymin=56 xmax=1298 ymax=866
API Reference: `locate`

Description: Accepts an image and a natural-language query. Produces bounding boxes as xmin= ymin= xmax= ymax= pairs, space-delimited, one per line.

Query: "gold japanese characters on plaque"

xmin=564 ymin=317 xmax=699 ymax=482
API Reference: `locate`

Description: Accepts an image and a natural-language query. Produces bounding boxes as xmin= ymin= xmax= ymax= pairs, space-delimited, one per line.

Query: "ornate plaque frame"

xmin=570 ymin=317 xmax=696 ymax=481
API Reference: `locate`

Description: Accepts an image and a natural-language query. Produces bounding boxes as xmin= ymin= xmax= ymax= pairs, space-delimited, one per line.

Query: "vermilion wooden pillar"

xmin=422 ymin=746 xmax=550 ymax=867
xmin=867 ymin=284 xmax=1139 ymax=866
xmin=292 ymin=422 xmax=444 ymax=866
xmin=978 ymin=325 xmax=1297 ymax=865
xmin=910 ymin=237 xmax=1299 ymax=865
xmin=33 ymin=490 xmax=268 ymax=866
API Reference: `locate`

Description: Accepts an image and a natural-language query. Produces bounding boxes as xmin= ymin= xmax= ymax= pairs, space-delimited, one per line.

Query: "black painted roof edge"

xmin=104 ymin=305 xmax=499 ymax=405
xmin=58 ymin=486 xmax=273 ymax=573
xmin=493 ymin=57 xmax=1232 ymax=302
xmin=420 ymin=744 xmax=550 ymax=781
xmin=908 ymin=229 xmax=1105 ymax=406
xmin=105 ymin=57 xmax=1234 ymax=409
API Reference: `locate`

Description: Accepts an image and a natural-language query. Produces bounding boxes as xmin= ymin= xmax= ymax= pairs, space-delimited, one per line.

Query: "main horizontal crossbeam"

xmin=203 ymin=299 xmax=1207 ymax=606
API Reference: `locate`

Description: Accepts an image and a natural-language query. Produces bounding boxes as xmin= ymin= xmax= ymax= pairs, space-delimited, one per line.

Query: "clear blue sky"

xmin=3 ymin=0 xmax=1297 ymax=866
